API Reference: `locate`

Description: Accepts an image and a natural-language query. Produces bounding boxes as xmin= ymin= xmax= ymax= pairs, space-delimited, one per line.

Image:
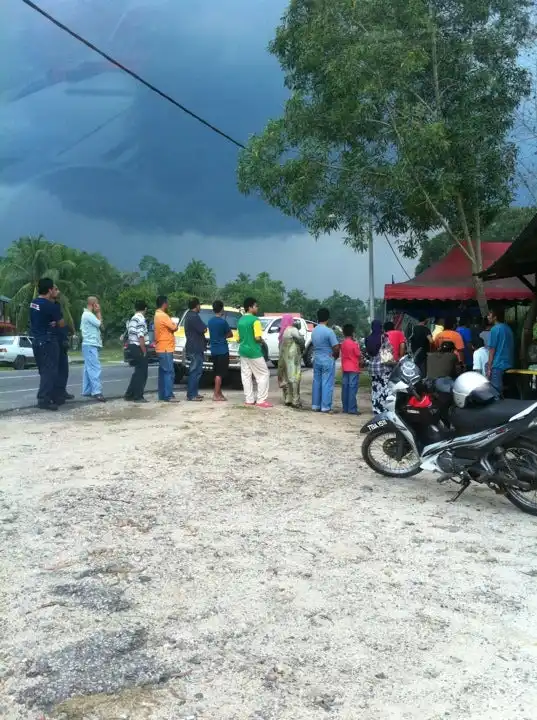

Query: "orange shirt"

xmin=434 ymin=329 xmax=465 ymax=361
xmin=154 ymin=309 xmax=177 ymax=353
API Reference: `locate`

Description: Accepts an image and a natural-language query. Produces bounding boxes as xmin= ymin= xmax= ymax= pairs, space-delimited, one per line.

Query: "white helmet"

xmin=452 ymin=371 xmax=498 ymax=409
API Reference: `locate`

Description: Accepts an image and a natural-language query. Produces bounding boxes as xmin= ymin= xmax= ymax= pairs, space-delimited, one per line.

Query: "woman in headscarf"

xmin=366 ymin=319 xmax=393 ymax=414
xmin=278 ymin=314 xmax=305 ymax=407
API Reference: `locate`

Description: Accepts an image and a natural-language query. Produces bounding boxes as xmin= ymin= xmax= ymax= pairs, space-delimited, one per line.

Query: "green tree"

xmin=414 ymin=232 xmax=451 ymax=275
xmin=222 ymin=272 xmax=286 ymax=313
xmin=104 ymin=282 xmax=158 ymax=341
xmin=179 ymin=260 xmax=217 ymax=301
xmin=220 ymin=272 xmax=252 ymax=308
xmin=0 ymin=235 xmax=79 ymax=330
xmin=139 ymin=255 xmax=182 ymax=295
xmin=321 ymin=291 xmax=369 ymax=336
xmin=285 ymin=288 xmax=320 ymax=319
xmin=237 ymin=0 xmax=533 ymax=311
xmin=415 ymin=206 xmax=536 ymax=274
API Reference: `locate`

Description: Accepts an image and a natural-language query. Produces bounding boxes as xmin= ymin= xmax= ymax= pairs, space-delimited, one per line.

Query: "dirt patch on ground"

xmin=1 ymin=379 xmax=537 ymax=719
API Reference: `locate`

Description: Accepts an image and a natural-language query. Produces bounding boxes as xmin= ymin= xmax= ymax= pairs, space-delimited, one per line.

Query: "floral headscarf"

xmin=279 ymin=314 xmax=295 ymax=344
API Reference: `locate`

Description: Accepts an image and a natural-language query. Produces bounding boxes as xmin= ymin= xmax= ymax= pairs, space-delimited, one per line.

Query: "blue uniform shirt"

xmin=30 ymin=297 xmax=57 ymax=341
xmin=53 ymin=302 xmax=69 ymax=345
xmin=208 ymin=316 xmax=231 ymax=356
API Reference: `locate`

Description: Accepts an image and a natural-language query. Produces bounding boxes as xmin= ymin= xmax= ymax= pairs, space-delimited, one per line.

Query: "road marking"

xmin=0 ymin=373 xmax=40 ymax=380
xmin=0 ymin=377 xmax=156 ymax=396
xmin=0 ymin=362 xmax=136 ymax=380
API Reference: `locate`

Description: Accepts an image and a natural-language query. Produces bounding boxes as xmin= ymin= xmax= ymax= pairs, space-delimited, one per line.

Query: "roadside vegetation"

xmin=0 ymin=236 xmax=375 ymax=339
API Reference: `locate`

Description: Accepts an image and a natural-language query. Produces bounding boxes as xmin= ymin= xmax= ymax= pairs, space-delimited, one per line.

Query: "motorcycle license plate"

xmin=366 ymin=419 xmax=388 ymax=432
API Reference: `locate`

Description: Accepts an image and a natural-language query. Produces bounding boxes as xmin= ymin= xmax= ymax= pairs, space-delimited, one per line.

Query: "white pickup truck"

xmin=258 ymin=316 xmax=316 ymax=367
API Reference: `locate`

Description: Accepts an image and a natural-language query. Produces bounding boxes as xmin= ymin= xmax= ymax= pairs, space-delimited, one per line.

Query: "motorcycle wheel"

xmin=362 ymin=427 xmax=421 ymax=478
xmin=502 ymin=439 xmax=537 ymax=516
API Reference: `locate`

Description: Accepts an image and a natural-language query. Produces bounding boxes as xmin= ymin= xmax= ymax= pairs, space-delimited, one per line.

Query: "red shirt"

xmin=341 ymin=338 xmax=360 ymax=373
xmin=386 ymin=329 xmax=406 ymax=362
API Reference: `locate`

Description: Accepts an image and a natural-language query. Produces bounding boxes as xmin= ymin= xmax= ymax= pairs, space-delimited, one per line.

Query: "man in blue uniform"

xmin=30 ymin=277 xmax=62 ymax=410
xmin=53 ymin=287 xmax=74 ymax=404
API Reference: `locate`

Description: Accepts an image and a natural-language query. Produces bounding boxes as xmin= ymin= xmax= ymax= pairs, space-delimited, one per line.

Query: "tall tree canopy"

xmin=238 ymin=0 xmax=533 ymax=308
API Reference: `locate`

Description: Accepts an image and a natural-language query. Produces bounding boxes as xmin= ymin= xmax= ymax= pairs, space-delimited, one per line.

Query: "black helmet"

xmin=439 ymin=340 xmax=456 ymax=353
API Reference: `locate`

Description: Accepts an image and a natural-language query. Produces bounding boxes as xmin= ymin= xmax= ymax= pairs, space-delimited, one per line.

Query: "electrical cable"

xmin=55 ymin=107 xmax=129 ymax=157
xmin=20 ymin=0 xmax=356 ymax=173
xmin=20 ymin=0 xmax=388 ymax=181
xmin=21 ymin=0 xmax=418 ymax=284
xmin=21 ymin=0 xmax=247 ymax=150
xmin=382 ymin=232 xmax=412 ymax=280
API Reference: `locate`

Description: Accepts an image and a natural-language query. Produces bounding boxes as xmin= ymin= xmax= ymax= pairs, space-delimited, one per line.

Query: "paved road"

xmin=0 ymin=363 xmax=281 ymax=413
xmin=0 ymin=363 xmax=159 ymax=413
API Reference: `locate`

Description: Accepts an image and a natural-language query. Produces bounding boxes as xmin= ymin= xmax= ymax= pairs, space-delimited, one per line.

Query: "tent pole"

xmin=368 ymin=218 xmax=375 ymax=322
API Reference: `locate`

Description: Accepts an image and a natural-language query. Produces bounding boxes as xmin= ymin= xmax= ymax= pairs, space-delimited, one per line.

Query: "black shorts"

xmin=212 ymin=353 xmax=229 ymax=378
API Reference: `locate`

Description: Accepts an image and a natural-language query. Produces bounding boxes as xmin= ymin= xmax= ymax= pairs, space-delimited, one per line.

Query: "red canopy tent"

xmin=385 ymin=243 xmax=533 ymax=304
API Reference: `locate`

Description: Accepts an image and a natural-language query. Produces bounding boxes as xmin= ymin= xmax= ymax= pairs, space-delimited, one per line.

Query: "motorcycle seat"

xmin=451 ymin=399 xmax=537 ymax=433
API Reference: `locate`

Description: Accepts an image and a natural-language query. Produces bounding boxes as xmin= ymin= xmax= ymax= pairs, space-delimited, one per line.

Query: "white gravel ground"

xmin=2 ymin=378 xmax=537 ymax=720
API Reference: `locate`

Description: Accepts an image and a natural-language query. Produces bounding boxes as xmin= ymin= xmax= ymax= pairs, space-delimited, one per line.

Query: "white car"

xmin=259 ymin=316 xmax=316 ymax=367
xmin=0 ymin=335 xmax=35 ymax=370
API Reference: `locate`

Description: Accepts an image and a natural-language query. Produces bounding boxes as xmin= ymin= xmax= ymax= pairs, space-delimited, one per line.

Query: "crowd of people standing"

xmin=363 ymin=309 xmax=515 ymax=416
xmin=29 ymin=277 xmax=516 ymax=416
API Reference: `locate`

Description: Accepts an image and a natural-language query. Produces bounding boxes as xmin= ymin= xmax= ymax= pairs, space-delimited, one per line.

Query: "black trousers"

xmin=33 ymin=339 xmax=59 ymax=406
xmin=125 ymin=345 xmax=148 ymax=400
xmin=56 ymin=344 xmax=69 ymax=398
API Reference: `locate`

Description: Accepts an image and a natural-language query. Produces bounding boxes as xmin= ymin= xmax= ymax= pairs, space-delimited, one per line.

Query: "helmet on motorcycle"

xmin=439 ymin=340 xmax=456 ymax=353
xmin=452 ymin=371 xmax=499 ymax=409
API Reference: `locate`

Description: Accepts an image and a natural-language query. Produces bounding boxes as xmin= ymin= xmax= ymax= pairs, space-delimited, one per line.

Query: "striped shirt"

xmin=126 ymin=312 xmax=149 ymax=346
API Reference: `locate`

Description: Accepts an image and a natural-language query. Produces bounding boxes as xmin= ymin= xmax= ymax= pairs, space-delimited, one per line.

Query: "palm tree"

xmin=179 ymin=260 xmax=218 ymax=301
xmin=0 ymin=235 xmax=80 ymax=331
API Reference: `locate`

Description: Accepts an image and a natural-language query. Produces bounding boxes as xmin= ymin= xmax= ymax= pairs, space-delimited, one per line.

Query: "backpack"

xmin=379 ymin=334 xmax=395 ymax=364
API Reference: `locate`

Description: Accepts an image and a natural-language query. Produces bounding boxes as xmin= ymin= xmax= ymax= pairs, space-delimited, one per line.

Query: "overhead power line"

xmin=21 ymin=0 xmax=415 ymax=286
xmin=382 ymin=233 xmax=412 ymax=280
xmin=20 ymin=0 xmax=247 ymax=150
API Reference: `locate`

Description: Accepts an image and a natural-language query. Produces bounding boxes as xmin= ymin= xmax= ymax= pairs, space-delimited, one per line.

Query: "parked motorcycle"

xmin=360 ymin=355 xmax=537 ymax=515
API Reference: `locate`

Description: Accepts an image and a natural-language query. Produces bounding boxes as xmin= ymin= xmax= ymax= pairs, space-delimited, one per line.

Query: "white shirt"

xmin=126 ymin=312 xmax=149 ymax=346
xmin=473 ymin=346 xmax=488 ymax=375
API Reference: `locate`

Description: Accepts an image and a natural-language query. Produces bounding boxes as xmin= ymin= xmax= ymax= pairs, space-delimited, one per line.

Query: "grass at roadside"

xmin=69 ymin=347 xmax=124 ymax=364
xmin=335 ymin=369 xmax=371 ymax=388
xmin=1 ymin=347 xmax=123 ymax=371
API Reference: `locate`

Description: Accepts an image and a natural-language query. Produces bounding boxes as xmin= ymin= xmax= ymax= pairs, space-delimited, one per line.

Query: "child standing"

xmin=340 ymin=324 xmax=361 ymax=414
xmin=473 ymin=336 xmax=489 ymax=376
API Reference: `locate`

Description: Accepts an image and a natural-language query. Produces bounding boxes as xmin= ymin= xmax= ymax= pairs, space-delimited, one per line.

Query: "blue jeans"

xmin=82 ymin=344 xmax=102 ymax=396
xmin=187 ymin=352 xmax=204 ymax=400
xmin=490 ymin=367 xmax=505 ymax=394
xmin=312 ymin=356 xmax=335 ymax=412
xmin=341 ymin=371 xmax=359 ymax=414
xmin=157 ymin=352 xmax=174 ymax=400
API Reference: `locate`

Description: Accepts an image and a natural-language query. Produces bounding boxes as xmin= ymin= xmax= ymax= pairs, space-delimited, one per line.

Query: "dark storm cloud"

xmin=1 ymin=0 xmax=298 ymax=236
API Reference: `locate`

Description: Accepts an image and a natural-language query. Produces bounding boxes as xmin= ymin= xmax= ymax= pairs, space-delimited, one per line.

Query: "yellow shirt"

xmin=154 ymin=309 xmax=176 ymax=353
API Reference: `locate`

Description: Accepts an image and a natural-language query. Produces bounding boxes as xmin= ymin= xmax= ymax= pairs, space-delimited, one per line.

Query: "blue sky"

xmin=0 ymin=0 xmax=533 ymax=297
